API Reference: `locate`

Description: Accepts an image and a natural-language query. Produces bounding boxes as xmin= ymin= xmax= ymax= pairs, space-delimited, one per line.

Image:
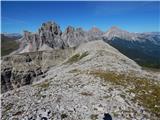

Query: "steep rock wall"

xmin=1 ymin=48 xmax=74 ymax=93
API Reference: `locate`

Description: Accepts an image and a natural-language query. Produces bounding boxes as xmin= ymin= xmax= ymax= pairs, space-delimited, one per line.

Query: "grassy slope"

xmin=1 ymin=35 xmax=20 ymax=56
xmin=90 ymin=70 xmax=160 ymax=118
xmin=70 ymin=68 xmax=160 ymax=118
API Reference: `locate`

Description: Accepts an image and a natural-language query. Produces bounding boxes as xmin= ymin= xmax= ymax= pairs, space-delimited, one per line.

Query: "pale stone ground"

xmin=1 ymin=41 xmax=160 ymax=120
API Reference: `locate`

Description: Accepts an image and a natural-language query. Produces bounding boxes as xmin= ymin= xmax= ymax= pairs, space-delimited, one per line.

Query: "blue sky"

xmin=1 ymin=1 xmax=160 ymax=33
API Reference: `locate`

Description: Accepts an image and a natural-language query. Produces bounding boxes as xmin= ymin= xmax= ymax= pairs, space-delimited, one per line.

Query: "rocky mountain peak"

xmin=23 ymin=30 xmax=33 ymax=41
xmin=65 ymin=26 xmax=75 ymax=33
xmin=106 ymin=26 xmax=129 ymax=36
xmin=89 ymin=27 xmax=102 ymax=33
xmin=39 ymin=21 xmax=62 ymax=35
xmin=103 ymin=26 xmax=138 ymax=41
xmin=15 ymin=21 xmax=65 ymax=53
xmin=109 ymin=26 xmax=122 ymax=32
xmin=87 ymin=27 xmax=104 ymax=41
xmin=76 ymin=27 xmax=84 ymax=32
xmin=62 ymin=26 xmax=88 ymax=47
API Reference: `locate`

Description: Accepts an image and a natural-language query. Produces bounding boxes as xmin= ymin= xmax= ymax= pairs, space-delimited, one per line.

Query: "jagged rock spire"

xmin=15 ymin=21 xmax=105 ymax=53
xmin=62 ymin=26 xmax=88 ymax=47
xmin=17 ymin=21 xmax=65 ymax=53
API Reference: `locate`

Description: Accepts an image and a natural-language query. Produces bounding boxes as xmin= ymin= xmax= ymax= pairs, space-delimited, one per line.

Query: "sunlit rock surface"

xmin=1 ymin=40 xmax=160 ymax=120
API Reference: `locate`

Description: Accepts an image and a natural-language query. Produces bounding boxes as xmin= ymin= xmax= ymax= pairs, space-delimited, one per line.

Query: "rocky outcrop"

xmin=14 ymin=21 xmax=104 ymax=54
xmin=16 ymin=21 xmax=65 ymax=53
xmin=61 ymin=26 xmax=88 ymax=47
xmin=1 ymin=65 xmax=40 ymax=93
xmin=61 ymin=26 xmax=104 ymax=47
xmin=1 ymin=48 xmax=74 ymax=93
xmin=38 ymin=22 xmax=64 ymax=49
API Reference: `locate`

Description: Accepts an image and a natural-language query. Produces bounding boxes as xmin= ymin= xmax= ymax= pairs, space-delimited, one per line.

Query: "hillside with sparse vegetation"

xmin=1 ymin=34 xmax=20 ymax=56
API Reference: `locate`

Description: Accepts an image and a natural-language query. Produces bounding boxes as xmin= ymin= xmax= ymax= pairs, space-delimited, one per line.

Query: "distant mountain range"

xmin=2 ymin=33 xmax=22 ymax=38
xmin=102 ymin=27 xmax=160 ymax=68
xmin=1 ymin=21 xmax=160 ymax=68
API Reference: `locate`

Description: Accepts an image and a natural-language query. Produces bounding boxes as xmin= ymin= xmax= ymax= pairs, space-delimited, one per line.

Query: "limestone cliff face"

xmin=1 ymin=48 xmax=74 ymax=93
xmin=61 ymin=26 xmax=104 ymax=47
xmin=16 ymin=21 xmax=65 ymax=53
xmin=61 ymin=26 xmax=88 ymax=47
xmin=38 ymin=22 xmax=64 ymax=49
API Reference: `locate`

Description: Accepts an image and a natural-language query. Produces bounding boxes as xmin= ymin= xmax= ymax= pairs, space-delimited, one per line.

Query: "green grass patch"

xmin=32 ymin=81 xmax=50 ymax=90
xmin=90 ymin=70 xmax=160 ymax=117
xmin=80 ymin=92 xmax=93 ymax=96
xmin=39 ymin=82 xmax=49 ymax=89
xmin=1 ymin=35 xmax=19 ymax=56
xmin=68 ymin=69 xmax=81 ymax=73
xmin=90 ymin=114 xmax=98 ymax=120
xmin=65 ymin=51 xmax=89 ymax=64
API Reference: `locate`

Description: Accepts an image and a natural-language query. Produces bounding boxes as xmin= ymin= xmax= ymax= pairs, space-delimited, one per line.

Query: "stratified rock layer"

xmin=1 ymin=48 xmax=74 ymax=93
